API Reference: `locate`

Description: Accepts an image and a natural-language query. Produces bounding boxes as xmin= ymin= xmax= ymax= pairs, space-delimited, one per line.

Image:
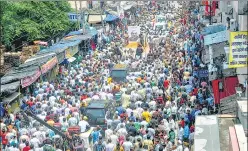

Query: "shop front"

xmin=41 ymin=57 xmax=58 ymax=82
xmin=65 ymin=44 xmax=80 ymax=68
xmin=21 ymin=69 xmax=41 ymax=88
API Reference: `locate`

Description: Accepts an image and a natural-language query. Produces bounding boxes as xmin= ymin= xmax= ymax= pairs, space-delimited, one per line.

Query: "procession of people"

xmin=0 ymin=1 xmax=216 ymax=151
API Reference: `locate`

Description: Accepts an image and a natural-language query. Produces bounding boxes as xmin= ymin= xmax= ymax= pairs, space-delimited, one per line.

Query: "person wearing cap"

xmin=78 ymin=116 xmax=90 ymax=133
xmin=30 ymin=133 xmax=41 ymax=148
xmin=183 ymin=142 xmax=189 ymax=151
xmin=176 ymin=140 xmax=183 ymax=151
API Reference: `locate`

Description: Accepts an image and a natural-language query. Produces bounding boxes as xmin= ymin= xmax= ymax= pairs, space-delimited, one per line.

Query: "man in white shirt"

xmin=177 ymin=140 xmax=183 ymax=151
xmin=110 ymin=132 xmax=118 ymax=145
xmin=140 ymin=118 xmax=148 ymax=129
xmin=106 ymin=139 xmax=115 ymax=151
xmin=178 ymin=124 xmax=184 ymax=141
xmin=78 ymin=116 xmax=90 ymax=133
xmin=68 ymin=114 xmax=77 ymax=126
xmin=117 ymin=124 xmax=128 ymax=138
xmin=126 ymin=107 xmax=133 ymax=117
xmin=30 ymin=135 xmax=41 ymax=148
xmin=122 ymin=137 xmax=133 ymax=151
xmin=7 ymin=144 xmax=19 ymax=151
xmin=105 ymin=125 xmax=113 ymax=141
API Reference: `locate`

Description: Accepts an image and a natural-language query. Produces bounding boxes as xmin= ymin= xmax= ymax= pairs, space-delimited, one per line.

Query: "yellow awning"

xmin=88 ymin=15 xmax=106 ymax=24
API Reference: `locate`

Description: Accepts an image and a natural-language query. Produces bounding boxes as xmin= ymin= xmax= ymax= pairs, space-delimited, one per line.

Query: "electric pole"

xmin=79 ymin=1 xmax=83 ymax=29
xmin=75 ymin=1 xmax=80 ymax=30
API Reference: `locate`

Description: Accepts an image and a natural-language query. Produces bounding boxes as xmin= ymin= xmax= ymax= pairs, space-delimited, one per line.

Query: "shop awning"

xmin=40 ymin=57 xmax=58 ymax=74
xmin=68 ymin=57 xmax=76 ymax=62
xmin=24 ymin=52 xmax=56 ymax=67
xmin=66 ymin=30 xmax=83 ymax=37
xmin=88 ymin=15 xmax=106 ymax=24
xmin=1 ymin=65 xmax=40 ymax=85
xmin=0 ymin=81 xmax=20 ymax=94
xmin=64 ymin=34 xmax=92 ymax=41
xmin=201 ymin=24 xmax=226 ymax=36
xmin=2 ymin=92 xmax=21 ymax=104
xmin=104 ymin=14 xmax=119 ymax=22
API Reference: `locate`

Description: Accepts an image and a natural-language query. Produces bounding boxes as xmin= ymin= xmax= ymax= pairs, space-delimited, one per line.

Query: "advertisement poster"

xmin=128 ymin=26 xmax=140 ymax=42
xmin=41 ymin=57 xmax=58 ymax=74
xmin=228 ymin=31 xmax=248 ymax=68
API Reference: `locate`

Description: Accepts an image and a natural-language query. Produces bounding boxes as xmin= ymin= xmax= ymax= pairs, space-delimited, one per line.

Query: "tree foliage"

xmin=2 ymin=1 xmax=74 ymax=46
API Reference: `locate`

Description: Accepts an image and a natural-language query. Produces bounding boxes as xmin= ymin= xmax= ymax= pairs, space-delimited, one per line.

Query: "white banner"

xmin=128 ymin=26 xmax=140 ymax=42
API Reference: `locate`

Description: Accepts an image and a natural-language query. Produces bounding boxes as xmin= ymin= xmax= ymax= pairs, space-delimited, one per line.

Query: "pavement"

xmin=218 ymin=117 xmax=236 ymax=151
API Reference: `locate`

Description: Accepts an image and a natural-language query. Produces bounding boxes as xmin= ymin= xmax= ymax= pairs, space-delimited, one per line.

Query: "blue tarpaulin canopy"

xmin=104 ymin=14 xmax=119 ymax=22
xmin=66 ymin=30 xmax=83 ymax=37
xmin=66 ymin=27 xmax=98 ymax=37
xmin=62 ymin=33 xmax=92 ymax=41
xmin=59 ymin=39 xmax=82 ymax=47
xmin=38 ymin=43 xmax=68 ymax=55
xmin=201 ymin=25 xmax=226 ymax=36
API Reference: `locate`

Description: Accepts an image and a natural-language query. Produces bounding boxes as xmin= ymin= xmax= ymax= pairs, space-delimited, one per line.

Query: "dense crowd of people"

xmin=0 ymin=1 xmax=216 ymax=151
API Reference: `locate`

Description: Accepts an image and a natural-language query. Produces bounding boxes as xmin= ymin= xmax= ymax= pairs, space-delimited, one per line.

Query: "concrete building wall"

xmin=68 ymin=1 xmax=87 ymax=10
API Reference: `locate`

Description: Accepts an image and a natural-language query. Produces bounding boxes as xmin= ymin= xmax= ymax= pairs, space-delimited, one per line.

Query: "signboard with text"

xmin=228 ymin=31 xmax=248 ymax=68
xmin=41 ymin=57 xmax=58 ymax=74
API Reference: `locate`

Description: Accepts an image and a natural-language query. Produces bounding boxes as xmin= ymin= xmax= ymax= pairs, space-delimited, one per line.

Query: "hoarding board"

xmin=228 ymin=31 xmax=248 ymax=68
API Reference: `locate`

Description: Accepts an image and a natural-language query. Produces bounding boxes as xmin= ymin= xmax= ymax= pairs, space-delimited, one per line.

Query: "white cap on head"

xmin=178 ymin=140 xmax=182 ymax=144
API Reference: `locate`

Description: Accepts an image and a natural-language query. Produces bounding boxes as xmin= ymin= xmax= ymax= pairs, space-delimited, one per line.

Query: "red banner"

xmin=204 ymin=1 xmax=217 ymax=16
xmin=41 ymin=57 xmax=58 ymax=74
xmin=212 ymin=76 xmax=239 ymax=104
xmin=21 ymin=70 xmax=41 ymax=88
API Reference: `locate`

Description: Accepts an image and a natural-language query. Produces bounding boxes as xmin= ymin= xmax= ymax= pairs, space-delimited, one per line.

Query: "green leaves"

xmin=1 ymin=1 xmax=73 ymax=46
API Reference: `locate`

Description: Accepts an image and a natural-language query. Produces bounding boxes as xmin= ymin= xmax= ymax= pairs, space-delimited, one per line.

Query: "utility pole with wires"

xmin=75 ymin=1 xmax=80 ymax=30
xmin=79 ymin=1 xmax=83 ymax=30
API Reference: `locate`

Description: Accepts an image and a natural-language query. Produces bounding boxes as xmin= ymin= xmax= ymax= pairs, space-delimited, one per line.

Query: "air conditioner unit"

xmin=230 ymin=19 xmax=238 ymax=31
xmin=238 ymin=15 xmax=248 ymax=31
xmin=226 ymin=5 xmax=233 ymax=15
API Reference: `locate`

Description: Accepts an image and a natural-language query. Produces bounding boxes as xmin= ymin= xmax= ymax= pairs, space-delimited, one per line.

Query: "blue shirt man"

xmin=91 ymin=128 xmax=101 ymax=144
xmin=185 ymin=83 xmax=193 ymax=94
xmin=184 ymin=124 xmax=190 ymax=139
